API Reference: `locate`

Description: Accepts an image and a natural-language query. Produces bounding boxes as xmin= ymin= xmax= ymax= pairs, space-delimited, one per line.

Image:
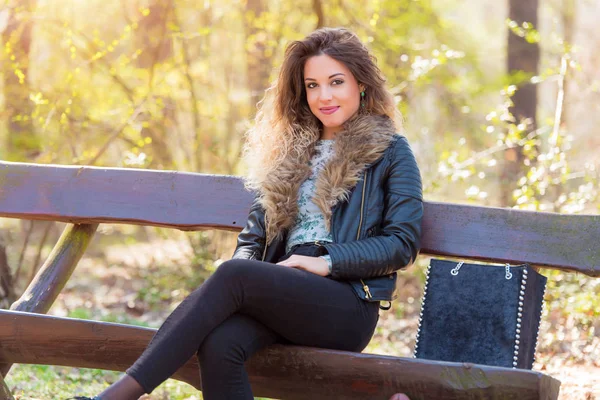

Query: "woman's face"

xmin=303 ymin=54 xmax=363 ymax=139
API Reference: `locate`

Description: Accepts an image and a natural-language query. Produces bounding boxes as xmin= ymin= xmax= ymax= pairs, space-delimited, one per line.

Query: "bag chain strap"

xmin=450 ymin=261 xmax=464 ymax=276
xmin=451 ymin=261 xmax=513 ymax=280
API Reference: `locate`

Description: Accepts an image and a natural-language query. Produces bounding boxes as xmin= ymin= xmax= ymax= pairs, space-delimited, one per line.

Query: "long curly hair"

xmin=243 ymin=27 xmax=400 ymax=193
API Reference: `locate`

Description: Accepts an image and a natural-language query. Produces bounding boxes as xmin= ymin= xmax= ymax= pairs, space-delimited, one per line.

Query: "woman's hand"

xmin=276 ymin=255 xmax=330 ymax=277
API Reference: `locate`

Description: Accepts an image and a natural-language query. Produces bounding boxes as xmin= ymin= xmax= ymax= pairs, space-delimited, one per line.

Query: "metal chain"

xmin=505 ymin=263 xmax=513 ymax=280
xmin=450 ymin=261 xmax=464 ymax=276
xmin=450 ymin=261 xmax=513 ymax=280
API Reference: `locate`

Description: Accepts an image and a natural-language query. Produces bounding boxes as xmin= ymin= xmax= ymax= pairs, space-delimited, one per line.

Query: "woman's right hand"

xmin=276 ymin=255 xmax=330 ymax=277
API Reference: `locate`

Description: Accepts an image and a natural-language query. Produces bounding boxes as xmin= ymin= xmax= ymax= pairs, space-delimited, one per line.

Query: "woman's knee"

xmin=197 ymin=314 xmax=276 ymax=370
xmin=213 ymin=258 xmax=256 ymax=281
xmin=197 ymin=329 xmax=244 ymax=368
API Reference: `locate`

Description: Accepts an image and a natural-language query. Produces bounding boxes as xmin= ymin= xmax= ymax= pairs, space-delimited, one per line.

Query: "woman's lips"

xmin=320 ymin=106 xmax=340 ymax=115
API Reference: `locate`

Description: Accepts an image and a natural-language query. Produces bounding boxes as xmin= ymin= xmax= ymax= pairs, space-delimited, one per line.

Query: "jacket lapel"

xmin=313 ymin=115 xmax=397 ymax=229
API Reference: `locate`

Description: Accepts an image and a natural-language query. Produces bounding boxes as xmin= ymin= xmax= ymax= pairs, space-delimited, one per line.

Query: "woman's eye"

xmin=306 ymin=82 xmax=317 ymax=89
xmin=332 ymin=79 xmax=344 ymax=85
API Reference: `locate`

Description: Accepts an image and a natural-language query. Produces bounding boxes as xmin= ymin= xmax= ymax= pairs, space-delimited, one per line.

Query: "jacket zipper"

xmin=357 ymin=170 xmax=372 ymax=300
xmin=261 ymin=213 xmax=268 ymax=261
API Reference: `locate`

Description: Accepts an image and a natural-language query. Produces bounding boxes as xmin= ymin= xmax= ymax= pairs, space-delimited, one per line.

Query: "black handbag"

xmin=413 ymin=259 xmax=547 ymax=369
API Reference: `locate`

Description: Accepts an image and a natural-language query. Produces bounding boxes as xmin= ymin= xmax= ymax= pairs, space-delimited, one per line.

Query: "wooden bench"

xmin=0 ymin=160 xmax=598 ymax=400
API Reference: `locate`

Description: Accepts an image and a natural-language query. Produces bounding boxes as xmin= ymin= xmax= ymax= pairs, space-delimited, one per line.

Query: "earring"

xmin=360 ymin=91 xmax=366 ymax=108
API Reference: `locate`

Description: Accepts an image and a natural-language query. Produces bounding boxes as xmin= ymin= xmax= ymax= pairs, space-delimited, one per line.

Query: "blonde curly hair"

xmin=243 ymin=27 xmax=400 ymax=193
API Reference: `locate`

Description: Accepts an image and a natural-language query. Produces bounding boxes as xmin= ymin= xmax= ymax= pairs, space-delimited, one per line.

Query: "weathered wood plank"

xmin=1 ymin=160 xmax=599 ymax=276
xmin=0 ymin=223 xmax=98 ymax=376
xmin=421 ymin=202 xmax=600 ymax=277
xmin=0 ymin=310 xmax=560 ymax=400
xmin=0 ymin=160 xmax=253 ymax=231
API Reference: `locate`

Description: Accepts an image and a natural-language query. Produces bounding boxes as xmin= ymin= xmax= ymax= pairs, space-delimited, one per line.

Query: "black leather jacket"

xmin=232 ymin=135 xmax=423 ymax=305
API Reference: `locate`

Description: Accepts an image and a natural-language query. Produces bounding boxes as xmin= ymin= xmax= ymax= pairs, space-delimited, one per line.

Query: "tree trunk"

xmin=313 ymin=0 xmax=325 ymax=29
xmin=1 ymin=0 xmax=40 ymax=161
xmin=245 ymin=0 xmax=272 ymax=113
xmin=502 ymin=0 xmax=540 ymax=207
xmin=134 ymin=0 xmax=173 ymax=69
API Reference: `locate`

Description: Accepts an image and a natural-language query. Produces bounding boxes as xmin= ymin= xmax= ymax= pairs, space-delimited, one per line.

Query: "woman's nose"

xmin=319 ymin=87 xmax=333 ymax=101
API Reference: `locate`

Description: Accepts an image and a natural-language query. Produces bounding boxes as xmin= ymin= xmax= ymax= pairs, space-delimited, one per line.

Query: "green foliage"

xmin=67 ymin=307 xmax=153 ymax=327
xmin=545 ymin=270 xmax=600 ymax=327
xmin=437 ymin=64 xmax=598 ymax=212
xmin=6 ymin=364 xmax=202 ymax=399
xmin=0 ymin=0 xmax=499 ymax=175
xmin=2 ymin=0 xmax=596 ymax=209
xmin=507 ymin=18 xmax=541 ymax=44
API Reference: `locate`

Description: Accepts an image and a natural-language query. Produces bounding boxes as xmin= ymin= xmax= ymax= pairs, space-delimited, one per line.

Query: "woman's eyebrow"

xmin=304 ymin=73 xmax=346 ymax=81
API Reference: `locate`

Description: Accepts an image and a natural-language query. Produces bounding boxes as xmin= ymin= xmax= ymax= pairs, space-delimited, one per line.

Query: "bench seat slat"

xmin=0 ymin=310 xmax=560 ymax=400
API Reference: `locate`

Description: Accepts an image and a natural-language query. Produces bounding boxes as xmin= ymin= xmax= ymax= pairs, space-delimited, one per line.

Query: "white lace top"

xmin=285 ymin=140 xmax=335 ymax=269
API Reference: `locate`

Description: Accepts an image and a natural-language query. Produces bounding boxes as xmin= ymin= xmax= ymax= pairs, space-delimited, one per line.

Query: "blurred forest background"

xmin=0 ymin=0 xmax=598 ymax=398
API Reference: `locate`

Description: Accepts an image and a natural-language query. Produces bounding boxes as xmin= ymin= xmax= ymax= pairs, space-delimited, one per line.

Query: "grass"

xmin=6 ymin=364 xmax=202 ymax=400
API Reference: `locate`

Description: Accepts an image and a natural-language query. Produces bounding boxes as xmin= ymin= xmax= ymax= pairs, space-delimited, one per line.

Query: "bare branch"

xmin=87 ymin=100 xmax=148 ymax=166
xmin=172 ymin=3 xmax=203 ymax=171
xmin=549 ymin=55 xmax=568 ymax=148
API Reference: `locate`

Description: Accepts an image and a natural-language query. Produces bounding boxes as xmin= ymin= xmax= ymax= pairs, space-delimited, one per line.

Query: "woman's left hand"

xmin=276 ymin=255 xmax=330 ymax=277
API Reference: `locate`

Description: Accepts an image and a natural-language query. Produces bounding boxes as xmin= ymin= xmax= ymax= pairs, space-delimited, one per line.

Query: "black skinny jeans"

xmin=126 ymin=247 xmax=380 ymax=399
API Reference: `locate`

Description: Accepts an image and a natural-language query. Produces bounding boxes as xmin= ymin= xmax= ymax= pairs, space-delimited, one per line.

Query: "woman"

xmin=74 ymin=27 xmax=421 ymax=400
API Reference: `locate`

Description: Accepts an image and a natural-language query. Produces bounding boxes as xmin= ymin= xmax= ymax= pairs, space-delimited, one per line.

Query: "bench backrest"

xmin=1 ymin=160 xmax=599 ymax=277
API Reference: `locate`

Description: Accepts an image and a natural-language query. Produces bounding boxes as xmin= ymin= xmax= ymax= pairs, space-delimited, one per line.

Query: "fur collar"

xmin=259 ymin=114 xmax=398 ymax=244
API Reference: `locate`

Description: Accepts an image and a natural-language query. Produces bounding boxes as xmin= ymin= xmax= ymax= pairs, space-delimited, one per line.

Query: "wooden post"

xmin=0 ymin=374 xmax=14 ymax=400
xmin=0 ymin=223 xmax=98 ymax=376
